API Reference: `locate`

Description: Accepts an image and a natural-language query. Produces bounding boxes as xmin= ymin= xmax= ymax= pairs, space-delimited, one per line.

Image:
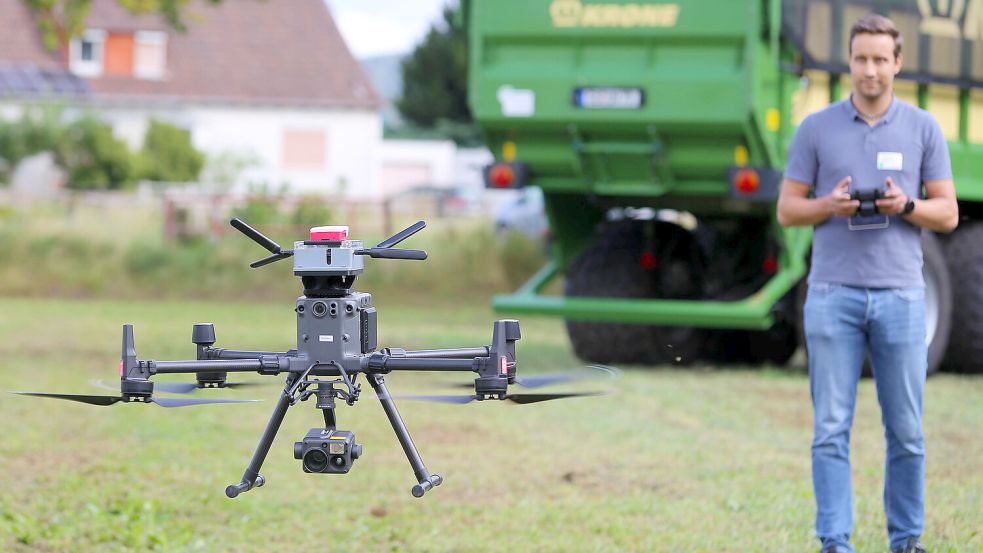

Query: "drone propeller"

xmin=443 ymin=364 xmax=622 ymax=390
xmin=91 ymin=379 xmax=266 ymax=395
xmin=160 ymin=381 xmax=267 ymax=394
xmin=11 ymin=391 xmax=259 ymax=408
xmin=377 ymin=391 xmax=607 ymax=405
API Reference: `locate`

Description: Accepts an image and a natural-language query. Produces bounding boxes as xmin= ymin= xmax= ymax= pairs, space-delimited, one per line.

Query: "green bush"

xmin=138 ymin=119 xmax=205 ymax=183
xmin=55 ymin=116 xmax=135 ymax=189
xmin=0 ymin=108 xmax=65 ymax=182
xmin=231 ymin=197 xmax=283 ymax=226
xmin=0 ymin=111 xmax=207 ymax=190
xmin=291 ymin=196 xmax=335 ymax=227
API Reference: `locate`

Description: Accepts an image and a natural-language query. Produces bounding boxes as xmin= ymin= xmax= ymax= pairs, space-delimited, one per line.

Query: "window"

xmin=282 ymin=130 xmax=327 ymax=169
xmin=134 ymin=31 xmax=168 ymax=79
xmin=69 ymin=30 xmax=106 ymax=77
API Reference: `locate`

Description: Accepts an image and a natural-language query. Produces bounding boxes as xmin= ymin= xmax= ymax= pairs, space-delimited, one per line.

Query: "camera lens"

xmin=311 ymin=301 xmax=327 ymax=317
xmin=303 ymin=449 xmax=329 ymax=472
xmin=330 ymin=455 xmax=346 ymax=469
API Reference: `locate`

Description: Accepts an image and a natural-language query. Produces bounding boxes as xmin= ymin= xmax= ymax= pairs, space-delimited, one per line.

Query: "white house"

xmin=0 ymin=0 xmax=384 ymax=198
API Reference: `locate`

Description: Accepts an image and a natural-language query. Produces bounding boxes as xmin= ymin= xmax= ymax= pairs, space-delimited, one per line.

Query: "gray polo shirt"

xmin=785 ymin=96 xmax=952 ymax=288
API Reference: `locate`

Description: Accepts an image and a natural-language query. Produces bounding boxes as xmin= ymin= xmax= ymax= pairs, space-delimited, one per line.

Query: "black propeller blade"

xmin=376 ymin=391 xmax=607 ymax=405
xmin=91 ymin=379 xmax=266 ymax=395
xmin=12 ymin=392 xmax=124 ymax=406
xmin=151 ymin=397 xmax=260 ymax=408
xmin=12 ymin=391 xmax=258 ymax=408
xmin=443 ymin=364 xmax=622 ymax=389
xmin=160 ymin=381 xmax=268 ymax=394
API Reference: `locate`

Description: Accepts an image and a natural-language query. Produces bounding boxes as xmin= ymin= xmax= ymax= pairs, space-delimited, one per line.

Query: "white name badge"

xmin=877 ymin=151 xmax=903 ymax=171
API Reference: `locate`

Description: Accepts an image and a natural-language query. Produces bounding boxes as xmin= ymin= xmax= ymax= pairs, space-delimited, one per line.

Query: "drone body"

xmin=14 ymin=218 xmax=601 ymax=498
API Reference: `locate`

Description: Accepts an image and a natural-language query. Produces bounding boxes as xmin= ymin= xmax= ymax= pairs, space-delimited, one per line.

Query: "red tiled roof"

xmin=86 ymin=0 xmax=169 ymax=32
xmin=1 ymin=0 xmax=382 ymax=109
xmin=0 ymin=2 xmax=65 ymax=70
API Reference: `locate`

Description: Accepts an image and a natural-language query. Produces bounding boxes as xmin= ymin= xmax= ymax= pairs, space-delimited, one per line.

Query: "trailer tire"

xmin=707 ymin=290 xmax=800 ymax=367
xmin=918 ymin=231 xmax=952 ymax=375
xmin=940 ymin=223 xmax=983 ymax=372
xmin=564 ymin=221 xmax=705 ymax=365
xmin=744 ymin=289 xmax=801 ymax=366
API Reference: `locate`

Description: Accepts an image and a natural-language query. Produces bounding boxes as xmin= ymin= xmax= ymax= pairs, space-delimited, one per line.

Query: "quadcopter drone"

xmin=14 ymin=218 xmax=608 ymax=498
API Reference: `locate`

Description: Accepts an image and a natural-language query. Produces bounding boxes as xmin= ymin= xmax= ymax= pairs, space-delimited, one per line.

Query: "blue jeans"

xmin=804 ymin=283 xmax=927 ymax=552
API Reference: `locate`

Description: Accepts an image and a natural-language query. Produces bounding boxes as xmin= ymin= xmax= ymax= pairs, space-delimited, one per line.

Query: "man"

xmin=776 ymin=14 xmax=959 ymax=553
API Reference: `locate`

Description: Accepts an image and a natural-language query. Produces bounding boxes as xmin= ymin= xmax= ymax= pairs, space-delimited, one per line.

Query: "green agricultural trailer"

xmin=465 ymin=0 xmax=983 ymax=373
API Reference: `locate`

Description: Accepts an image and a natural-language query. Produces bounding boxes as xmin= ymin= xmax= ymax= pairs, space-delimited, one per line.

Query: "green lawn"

xmin=1 ymin=297 xmax=980 ymax=552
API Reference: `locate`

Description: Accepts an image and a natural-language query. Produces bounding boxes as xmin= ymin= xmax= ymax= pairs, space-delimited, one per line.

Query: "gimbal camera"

xmin=14 ymin=219 xmax=606 ymax=498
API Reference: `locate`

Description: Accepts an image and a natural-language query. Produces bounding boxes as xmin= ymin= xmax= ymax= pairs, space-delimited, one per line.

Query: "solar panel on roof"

xmin=0 ymin=64 xmax=89 ymax=97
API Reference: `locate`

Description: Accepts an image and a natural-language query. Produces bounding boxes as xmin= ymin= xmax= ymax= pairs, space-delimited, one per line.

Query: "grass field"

xmin=1 ymin=296 xmax=981 ymax=552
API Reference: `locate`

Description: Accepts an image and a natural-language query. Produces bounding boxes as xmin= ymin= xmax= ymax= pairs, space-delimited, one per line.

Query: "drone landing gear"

xmin=368 ymin=373 xmax=442 ymax=497
xmin=224 ymin=390 xmax=290 ymax=498
xmin=225 ymin=370 xmax=440 ymax=498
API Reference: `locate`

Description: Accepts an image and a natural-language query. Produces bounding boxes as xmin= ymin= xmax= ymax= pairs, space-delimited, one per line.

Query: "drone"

xmin=13 ymin=218 xmax=609 ymax=498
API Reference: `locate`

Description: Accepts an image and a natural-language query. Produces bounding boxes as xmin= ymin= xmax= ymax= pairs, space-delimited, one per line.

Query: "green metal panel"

xmin=468 ymin=0 xmax=983 ymax=329
xmin=469 ymin=0 xmax=768 ymax=192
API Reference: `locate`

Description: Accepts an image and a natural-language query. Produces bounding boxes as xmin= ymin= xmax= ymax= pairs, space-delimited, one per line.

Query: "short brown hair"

xmin=849 ymin=14 xmax=902 ymax=58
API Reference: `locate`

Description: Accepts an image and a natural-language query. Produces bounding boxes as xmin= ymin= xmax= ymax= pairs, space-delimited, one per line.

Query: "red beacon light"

xmin=310 ymin=226 xmax=348 ymax=241
xmin=733 ymin=168 xmax=760 ymax=195
xmin=488 ymin=164 xmax=515 ymax=188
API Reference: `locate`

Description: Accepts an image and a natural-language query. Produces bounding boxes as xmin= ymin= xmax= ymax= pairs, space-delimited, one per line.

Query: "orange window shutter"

xmin=105 ymin=33 xmax=134 ymax=76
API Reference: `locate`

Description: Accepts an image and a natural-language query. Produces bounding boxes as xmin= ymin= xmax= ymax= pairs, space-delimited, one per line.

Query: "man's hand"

xmin=826 ymin=176 xmax=861 ymax=217
xmin=875 ymin=176 xmax=908 ymax=215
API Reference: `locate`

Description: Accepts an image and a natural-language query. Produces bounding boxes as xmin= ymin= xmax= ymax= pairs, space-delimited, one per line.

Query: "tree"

xmin=55 ymin=115 xmax=136 ymax=190
xmin=138 ymin=119 xmax=205 ymax=183
xmin=396 ymin=3 xmax=478 ymax=144
xmin=24 ymin=0 xmax=221 ymax=52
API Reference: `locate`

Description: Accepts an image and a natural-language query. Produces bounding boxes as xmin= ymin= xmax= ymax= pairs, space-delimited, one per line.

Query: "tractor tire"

xmin=940 ymin=223 xmax=983 ymax=372
xmin=564 ymin=221 xmax=706 ymax=365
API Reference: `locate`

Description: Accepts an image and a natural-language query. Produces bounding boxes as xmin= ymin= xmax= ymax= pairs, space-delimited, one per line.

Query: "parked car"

xmin=493 ymin=186 xmax=548 ymax=240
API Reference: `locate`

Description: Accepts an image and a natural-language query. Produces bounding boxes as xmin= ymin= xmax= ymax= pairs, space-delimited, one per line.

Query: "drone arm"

xmin=360 ymin=352 xmax=475 ymax=373
xmin=226 ymin=390 xmax=293 ymax=498
xmin=367 ymin=373 xmax=442 ymax=498
xmin=396 ymin=347 xmax=490 ymax=359
xmin=199 ymin=347 xmax=297 ymax=361
xmin=146 ymin=357 xmax=288 ymax=375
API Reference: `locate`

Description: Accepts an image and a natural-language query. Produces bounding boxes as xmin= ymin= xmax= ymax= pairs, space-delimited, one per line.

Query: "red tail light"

xmin=639 ymin=251 xmax=658 ymax=270
xmin=500 ymin=355 xmax=508 ymax=375
xmin=489 ymin=164 xmax=515 ymax=188
xmin=733 ymin=168 xmax=760 ymax=195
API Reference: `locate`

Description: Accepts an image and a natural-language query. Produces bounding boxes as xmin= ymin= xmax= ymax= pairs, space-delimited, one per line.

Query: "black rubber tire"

xmin=745 ymin=297 xmax=801 ymax=365
xmin=857 ymin=232 xmax=950 ymax=377
xmin=564 ymin=221 xmax=706 ymax=365
xmin=922 ymin=231 xmax=952 ymax=375
xmin=707 ymin=294 xmax=800 ymax=366
xmin=940 ymin=223 xmax=983 ymax=372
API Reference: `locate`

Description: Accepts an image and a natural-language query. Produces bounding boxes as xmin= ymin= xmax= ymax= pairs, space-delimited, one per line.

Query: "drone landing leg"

xmin=225 ymin=391 xmax=293 ymax=498
xmin=368 ymin=373 xmax=442 ymax=497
